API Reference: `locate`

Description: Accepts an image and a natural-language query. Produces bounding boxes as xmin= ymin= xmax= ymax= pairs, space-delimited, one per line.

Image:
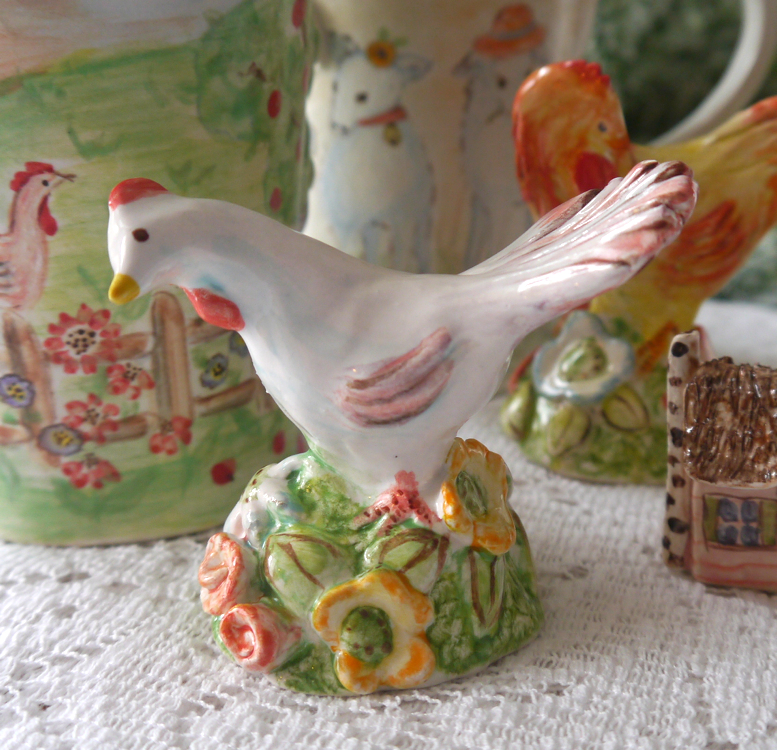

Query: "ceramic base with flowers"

xmin=500 ymin=310 xmax=673 ymax=485
xmin=199 ymin=438 xmax=542 ymax=695
xmin=105 ymin=160 xmax=696 ymax=692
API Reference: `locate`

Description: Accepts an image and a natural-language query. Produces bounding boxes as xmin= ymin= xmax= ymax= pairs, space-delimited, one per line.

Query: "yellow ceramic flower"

xmin=441 ymin=438 xmax=516 ymax=555
xmin=312 ymin=568 xmax=435 ymax=694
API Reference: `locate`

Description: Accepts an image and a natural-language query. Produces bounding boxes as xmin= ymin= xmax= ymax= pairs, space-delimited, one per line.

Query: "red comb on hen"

xmin=109 ymin=178 xmax=168 ymax=210
xmin=10 ymin=162 xmax=56 ymax=192
xmin=559 ymin=60 xmax=611 ymax=87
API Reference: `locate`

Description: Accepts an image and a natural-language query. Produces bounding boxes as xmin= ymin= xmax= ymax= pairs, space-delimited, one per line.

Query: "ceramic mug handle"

xmin=653 ymin=0 xmax=777 ymax=145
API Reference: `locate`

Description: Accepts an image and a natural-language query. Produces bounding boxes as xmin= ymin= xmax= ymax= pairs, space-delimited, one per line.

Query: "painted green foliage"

xmin=209 ymin=448 xmax=543 ymax=695
xmin=196 ymin=0 xmax=315 ymax=224
xmin=427 ymin=545 xmax=542 ymax=675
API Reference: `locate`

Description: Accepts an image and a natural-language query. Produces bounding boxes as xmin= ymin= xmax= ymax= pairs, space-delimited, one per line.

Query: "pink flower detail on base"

xmin=199 ymin=532 xmax=257 ymax=616
xmin=61 ymin=453 xmax=120 ymax=489
xmin=44 ymin=304 xmax=122 ymax=374
xmin=62 ymin=393 xmax=120 ymax=444
xmin=352 ymin=470 xmax=439 ymax=536
xmin=107 ymin=363 xmax=155 ymax=400
xmin=149 ymin=416 xmax=192 ymax=455
xmin=219 ymin=602 xmax=301 ymax=673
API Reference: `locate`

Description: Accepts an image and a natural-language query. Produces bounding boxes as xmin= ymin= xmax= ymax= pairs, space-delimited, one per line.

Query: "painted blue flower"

xmin=532 ymin=311 xmax=635 ymax=405
xmin=229 ymin=332 xmax=249 ymax=357
xmin=0 ymin=374 xmax=35 ymax=408
xmin=201 ymin=353 xmax=229 ymax=389
xmin=38 ymin=424 xmax=84 ymax=456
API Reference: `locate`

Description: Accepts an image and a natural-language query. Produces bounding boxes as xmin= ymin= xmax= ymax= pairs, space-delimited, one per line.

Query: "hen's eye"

xmin=133 ymin=229 xmax=150 ymax=242
xmin=598 ymin=122 xmax=607 ymax=132
xmin=42 ymin=180 xmax=49 ymax=187
xmin=355 ymin=92 xmax=368 ymax=103
xmin=497 ymin=75 xmax=507 ymax=89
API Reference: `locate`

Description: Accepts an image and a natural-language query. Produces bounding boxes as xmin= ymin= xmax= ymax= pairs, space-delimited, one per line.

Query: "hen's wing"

xmin=464 ymin=160 xmax=696 ymax=338
xmin=336 ymin=328 xmax=453 ymax=427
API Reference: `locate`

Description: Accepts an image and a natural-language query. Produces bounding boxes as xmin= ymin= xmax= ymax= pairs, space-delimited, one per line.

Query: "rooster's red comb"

xmin=10 ymin=162 xmax=56 ymax=192
xmin=109 ymin=178 xmax=169 ymax=210
xmin=559 ymin=60 xmax=611 ymax=88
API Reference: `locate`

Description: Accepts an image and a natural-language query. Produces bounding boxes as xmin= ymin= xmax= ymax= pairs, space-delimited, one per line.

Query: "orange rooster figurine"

xmin=502 ymin=59 xmax=777 ymax=484
xmin=0 ymin=162 xmax=74 ymax=310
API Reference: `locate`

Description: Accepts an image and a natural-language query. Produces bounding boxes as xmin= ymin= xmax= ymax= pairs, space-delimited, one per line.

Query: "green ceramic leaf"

xmin=500 ymin=379 xmax=535 ymax=441
xmin=546 ymin=403 xmax=591 ymax=457
xmin=601 ymin=384 xmax=649 ymax=432
xmin=273 ymin=641 xmax=345 ymax=696
xmin=466 ymin=548 xmax=505 ymax=637
xmin=363 ymin=528 xmax=449 ymax=592
xmin=264 ymin=527 xmax=353 ymax=618
xmin=427 ymin=546 xmax=543 ymax=675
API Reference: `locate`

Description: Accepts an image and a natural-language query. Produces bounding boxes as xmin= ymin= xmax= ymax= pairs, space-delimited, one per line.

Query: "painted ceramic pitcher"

xmin=0 ymin=0 xmax=314 ymax=544
xmin=303 ymin=0 xmax=777 ymax=273
xmin=501 ymin=60 xmax=777 ymax=484
xmin=105 ymin=158 xmax=696 ymax=693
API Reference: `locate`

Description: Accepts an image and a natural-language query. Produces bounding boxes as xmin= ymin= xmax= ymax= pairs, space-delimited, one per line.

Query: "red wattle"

xmin=574 ymin=152 xmax=618 ymax=193
xmin=38 ymin=196 xmax=57 ymax=236
xmin=182 ymin=288 xmax=245 ymax=331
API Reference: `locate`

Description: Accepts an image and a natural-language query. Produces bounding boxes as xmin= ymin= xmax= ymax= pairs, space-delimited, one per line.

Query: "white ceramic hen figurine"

xmin=107 ymin=160 xmax=695 ymax=696
xmin=107 ymin=161 xmax=695 ymax=501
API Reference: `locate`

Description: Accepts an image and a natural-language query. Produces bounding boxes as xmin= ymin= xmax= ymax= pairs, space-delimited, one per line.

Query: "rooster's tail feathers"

xmin=466 ymin=160 xmax=696 ymax=283
xmin=464 ymin=161 xmax=696 ymax=332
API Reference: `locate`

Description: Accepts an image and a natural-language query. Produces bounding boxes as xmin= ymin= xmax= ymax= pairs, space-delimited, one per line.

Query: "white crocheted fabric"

xmin=2 ymin=301 xmax=777 ymax=750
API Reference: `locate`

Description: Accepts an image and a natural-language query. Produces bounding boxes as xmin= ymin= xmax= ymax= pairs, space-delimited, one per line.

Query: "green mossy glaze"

xmin=211 ymin=448 xmax=543 ymax=695
xmin=504 ymin=315 xmax=670 ymax=484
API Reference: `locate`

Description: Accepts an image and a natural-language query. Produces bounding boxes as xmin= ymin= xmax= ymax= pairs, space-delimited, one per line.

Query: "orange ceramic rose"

xmin=198 ymin=532 xmax=257 ymax=616
xmin=219 ymin=602 xmax=301 ymax=673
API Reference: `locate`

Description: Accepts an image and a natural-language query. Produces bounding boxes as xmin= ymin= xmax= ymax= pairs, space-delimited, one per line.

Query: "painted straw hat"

xmin=473 ymin=4 xmax=546 ymax=58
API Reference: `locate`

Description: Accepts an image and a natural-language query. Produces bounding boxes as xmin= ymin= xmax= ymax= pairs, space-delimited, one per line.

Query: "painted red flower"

xmin=61 ymin=453 xmax=120 ymax=489
xmin=269 ymin=187 xmax=282 ymax=212
xmin=267 ymin=89 xmax=281 ymax=118
xmin=62 ymin=393 xmax=120 ymax=444
xmin=149 ymin=416 xmax=192 ymax=456
xmin=211 ymin=458 xmax=237 ymax=485
xmin=44 ymin=304 xmax=122 ymax=374
xmin=291 ymin=0 xmax=306 ymax=28
xmin=107 ymin=362 xmax=155 ymax=400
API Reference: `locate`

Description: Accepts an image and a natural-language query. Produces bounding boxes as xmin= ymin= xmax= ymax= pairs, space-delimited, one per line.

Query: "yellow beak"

xmin=109 ymin=273 xmax=140 ymax=304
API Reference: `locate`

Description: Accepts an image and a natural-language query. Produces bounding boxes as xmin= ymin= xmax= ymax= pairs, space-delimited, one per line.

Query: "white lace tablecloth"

xmin=2 ymin=301 xmax=777 ymax=750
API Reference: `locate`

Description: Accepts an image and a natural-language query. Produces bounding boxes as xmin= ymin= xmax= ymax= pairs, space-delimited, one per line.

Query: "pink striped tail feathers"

xmin=464 ymin=160 xmax=697 ymax=320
